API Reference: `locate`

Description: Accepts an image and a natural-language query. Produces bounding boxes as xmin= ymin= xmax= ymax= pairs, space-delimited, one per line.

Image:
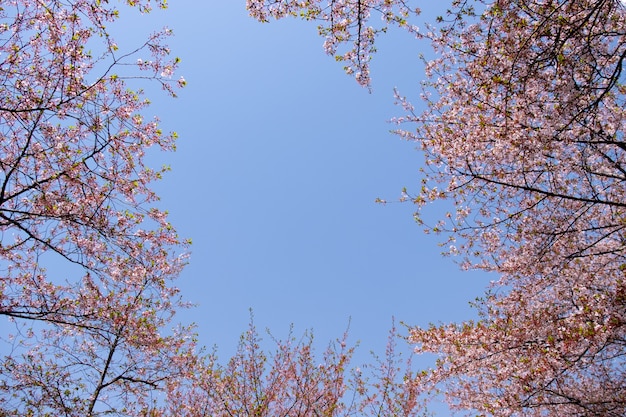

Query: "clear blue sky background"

xmin=125 ymin=2 xmax=494 ymax=414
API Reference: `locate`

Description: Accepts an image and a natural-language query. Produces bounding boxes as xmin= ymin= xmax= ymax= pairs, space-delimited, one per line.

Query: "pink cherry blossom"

xmin=164 ymin=316 xmax=426 ymax=417
xmin=0 ymin=1 xmax=195 ymax=415
xmin=247 ymin=0 xmax=421 ymax=88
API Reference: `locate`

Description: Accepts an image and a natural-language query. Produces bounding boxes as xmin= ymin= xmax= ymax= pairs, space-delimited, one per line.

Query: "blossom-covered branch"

xmin=0 ymin=1 xmax=196 ymax=415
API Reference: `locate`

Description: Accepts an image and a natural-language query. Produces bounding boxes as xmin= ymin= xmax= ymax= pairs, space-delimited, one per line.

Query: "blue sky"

xmin=129 ymin=1 xmax=494 ymax=413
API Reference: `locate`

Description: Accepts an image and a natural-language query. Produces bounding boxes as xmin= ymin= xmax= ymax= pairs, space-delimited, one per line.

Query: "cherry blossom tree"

xmin=165 ymin=317 xmax=425 ymax=417
xmin=247 ymin=0 xmax=422 ymax=87
xmin=399 ymin=2 xmax=626 ymax=415
xmin=247 ymin=0 xmax=626 ymax=415
xmin=0 ymin=1 xmax=195 ymax=415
